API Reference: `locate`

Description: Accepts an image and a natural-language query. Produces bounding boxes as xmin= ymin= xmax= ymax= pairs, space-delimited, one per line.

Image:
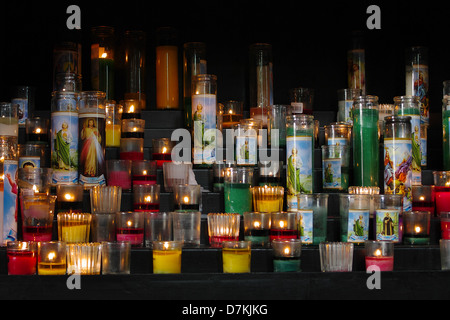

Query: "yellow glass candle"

xmin=152 ymin=241 xmax=182 ymax=274
xmin=57 ymin=213 xmax=91 ymax=243
xmin=37 ymin=241 xmax=67 ymax=276
xmin=253 ymin=186 xmax=284 ymax=213
xmin=106 ymin=123 xmax=121 ymax=147
xmin=222 ymin=241 xmax=251 ymax=273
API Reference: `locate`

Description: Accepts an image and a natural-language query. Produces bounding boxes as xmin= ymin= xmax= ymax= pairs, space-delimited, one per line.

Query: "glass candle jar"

xmin=394 ymin=96 xmax=422 ymax=187
xmin=297 ymin=193 xmax=329 ymax=245
xmin=25 ymin=117 xmax=49 ymax=145
xmin=373 ymin=194 xmax=403 ymax=243
xmin=123 ymin=30 xmax=146 ymax=111
xmin=272 ymin=239 xmax=302 ymax=273
xmin=152 ymin=241 xmax=182 ymax=274
xmin=403 ymin=211 xmax=431 ymax=245
xmin=286 ymin=114 xmax=314 ymax=210
xmin=289 ymin=88 xmax=314 ymax=115
xmin=243 ymin=212 xmax=271 ymax=248
xmin=270 ymin=211 xmax=299 ymax=242
xmin=18 ymin=144 xmax=47 ymax=169
xmin=121 ymin=99 xmax=141 ymax=119
xmin=267 ymin=105 xmax=288 ymax=147
xmin=207 ymin=213 xmax=240 ymax=248
xmin=106 ymin=159 xmax=132 ymax=191
xmin=7 ymin=241 xmax=37 ymax=275
xmin=258 ymin=160 xmax=282 ymax=187
xmin=37 ymin=241 xmax=67 ymax=276
xmin=443 ymin=97 xmax=450 ymax=170
xmin=152 ymin=138 xmax=174 ymax=168
xmin=66 ymin=243 xmax=102 ymax=275
xmin=433 ymin=171 xmax=450 ymax=216
xmin=322 ymin=145 xmax=350 ymax=192
xmin=411 ymin=185 xmax=435 ymax=215
xmin=220 ymin=101 xmax=244 ymax=130
xmin=252 ymin=186 xmax=284 ymax=213
xmin=224 ymin=167 xmax=254 ymax=215
xmin=121 ymin=118 xmax=145 ymax=139
xmin=57 ymin=212 xmax=92 ymax=243
xmin=115 ymin=211 xmax=145 ymax=247
xmin=337 ymin=88 xmax=362 ymax=124
xmin=55 ymin=184 xmax=84 ymax=214
xmin=91 ymin=26 xmax=115 ymax=101
xmin=339 ymin=194 xmax=371 ymax=244
xmin=234 ymin=122 xmax=258 ymax=166
xmin=105 ymin=102 xmax=122 ymax=147
xmin=173 ymin=184 xmax=202 ymax=212
xmin=384 ymin=115 xmax=413 ymax=212
xmin=222 ymin=241 xmax=252 ymax=274
xmin=132 ymin=160 xmax=157 ymax=186
xmin=20 ymin=193 xmax=57 ymax=242
xmin=133 ymin=184 xmax=161 ymax=213
xmin=324 ymin=122 xmax=352 ymax=146
xmin=352 ymin=95 xmax=379 ymax=187
xmin=0 ymin=102 xmax=19 ymax=138
xmin=364 ymin=240 xmax=394 ymax=272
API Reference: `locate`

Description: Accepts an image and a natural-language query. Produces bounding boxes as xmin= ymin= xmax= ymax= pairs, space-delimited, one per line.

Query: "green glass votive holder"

xmin=403 ymin=211 xmax=431 ymax=245
xmin=272 ymin=239 xmax=302 ymax=272
xmin=224 ymin=167 xmax=253 ymax=215
xmin=243 ymin=212 xmax=271 ymax=248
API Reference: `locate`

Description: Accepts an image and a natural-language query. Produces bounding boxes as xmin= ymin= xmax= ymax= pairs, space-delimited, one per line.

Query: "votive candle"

xmin=7 ymin=241 xmax=37 ymax=275
xmin=364 ymin=240 xmax=394 ymax=272
xmin=37 ymin=241 xmax=67 ymax=276
xmin=222 ymin=241 xmax=251 ymax=274
xmin=152 ymin=241 xmax=182 ymax=274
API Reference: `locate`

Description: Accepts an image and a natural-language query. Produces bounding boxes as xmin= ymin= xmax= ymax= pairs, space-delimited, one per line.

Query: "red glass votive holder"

xmin=152 ymin=138 xmax=174 ymax=168
xmin=133 ymin=184 xmax=161 ymax=213
xmin=106 ymin=159 xmax=132 ymax=191
xmin=21 ymin=193 xmax=57 ymax=242
xmin=7 ymin=241 xmax=37 ymax=275
xmin=270 ymin=212 xmax=299 ymax=242
xmin=132 ymin=160 xmax=157 ymax=186
xmin=116 ymin=211 xmax=145 ymax=247
xmin=412 ymin=185 xmax=435 ymax=216
xmin=441 ymin=212 xmax=450 ymax=240
xmin=364 ymin=240 xmax=394 ymax=272
xmin=433 ymin=171 xmax=450 ymax=216
xmin=120 ymin=138 xmax=144 ymax=161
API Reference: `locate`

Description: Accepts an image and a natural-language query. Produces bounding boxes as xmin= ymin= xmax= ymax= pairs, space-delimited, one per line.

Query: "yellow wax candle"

xmin=256 ymin=199 xmax=282 ymax=213
xmin=222 ymin=248 xmax=251 ymax=273
xmin=38 ymin=262 xmax=67 ymax=276
xmin=156 ymin=45 xmax=179 ymax=110
xmin=106 ymin=123 xmax=121 ymax=147
xmin=60 ymin=224 xmax=90 ymax=243
xmin=153 ymin=250 xmax=182 ymax=274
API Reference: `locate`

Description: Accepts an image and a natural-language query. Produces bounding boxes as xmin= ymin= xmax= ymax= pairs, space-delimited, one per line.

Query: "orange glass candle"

xmin=156 ymin=34 xmax=179 ymax=110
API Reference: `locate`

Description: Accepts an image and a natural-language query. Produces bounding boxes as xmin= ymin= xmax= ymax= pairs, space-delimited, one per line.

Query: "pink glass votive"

xmin=106 ymin=160 xmax=132 ymax=191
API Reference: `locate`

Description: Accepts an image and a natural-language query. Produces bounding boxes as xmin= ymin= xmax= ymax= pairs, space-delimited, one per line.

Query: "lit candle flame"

xmin=415 ymin=226 xmax=422 ymax=233
xmin=163 ymin=242 xmax=170 ymax=250
xmin=374 ymin=249 xmax=382 ymax=257
xmin=48 ymin=252 xmax=56 ymax=262
xmin=101 ymin=52 xmax=108 ymax=59
xmin=279 ymin=221 xmax=286 ymax=229
xmin=162 ymin=147 xmax=168 ymax=154
xmin=228 ymin=110 xmax=234 ymax=115
xmin=129 ymin=105 xmax=135 ymax=113
xmin=183 ymin=196 xmax=190 ymax=204
xmin=253 ymin=221 xmax=261 ymax=229
xmin=145 ymin=196 xmax=152 ymax=203
xmin=64 ymin=193 xmax=74 ymax=201
xmin=142 ymin=170 xmax=148 ymax=175
xmin=284 ymin=247 xmax=290 ymax=255
xmin=32 ymin=185 xmax=39 ymax=193
xmin=419 ymin=196 xmax=425 ymax=201
xmin=35 ymin=128 xmax=42 ymax=134
xmin=133 ymin=127 xmax=138 ymax=132
xmin=127 ymin=220 xmax=133 ymax=228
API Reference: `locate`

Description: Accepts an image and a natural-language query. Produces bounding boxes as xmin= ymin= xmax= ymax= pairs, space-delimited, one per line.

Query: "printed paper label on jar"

xmin=192 ymin=94 xmax=217 ymax=165
xmin=375 ymin=209 xmax=400 ymax=242
xmin=2 ymin=160 xmax=18 ymax=245
xmin=19 ymin=156 xmax=41 ymax=169
xmin=236 ymin=136 xmax=257 ymax=165
xmin=51 ymin=111 xmax=79 ymax=184
xmin=286 ymin=136 xmax=313 ymax=210
xmin=383 ymin=138 xmax=412 ymax=212
xmin=338 ymin=100 xmax=354 ymax=124
xmin=347 ymin=209 xmax=369 ymax=243
xmin=409 ymin=114 xmax=422 ymax=185
xmin=323 ymin=158 xmax=342 ymax=190
xmin=327 ymin=137 xmax=348 ymax=146
xmin=12 ymin=98 xmax=28 ymax=127
xmin=297 ymin=209 xmax=313 ymax=245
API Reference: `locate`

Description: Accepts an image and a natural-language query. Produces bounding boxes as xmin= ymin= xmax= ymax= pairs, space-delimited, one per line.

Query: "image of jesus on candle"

xmin=80 ymin=118 xmax=104 ymax=177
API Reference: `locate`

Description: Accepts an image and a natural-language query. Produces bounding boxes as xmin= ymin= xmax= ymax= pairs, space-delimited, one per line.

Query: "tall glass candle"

xmin=124 ymin=30 xmax=146 ymax=110
xmin=405 ymin=46 xmax=429 ymax=124
xmin=394 ymin=96 xmax=421 ymax=186
xmin=153 ymin=241 xmax=182 ymax=274
xmin=443 ymin=97 xmax=450 ymax=170
xmin=11 ymin=85 xmax=35 ymax=128
xmin=243 ymin=212 xmax=271 ymax=248
xmin=364 ymin=240 xmax=394 ymax=272
xmin=322 ymin=145 xmax=350 ymax=192
xmin=234 ymin=122 xmax=258 ymax=166
xmin=249 ymin=43 xmax=273 ymax=127
xmin=352 ymin=95 xmax=379 ymax=187
xmin=192 ymin=74 xmax=217 ymax=167
xmin=383 ymin=115 xmax=413 ymax=212
xmin=339 ymin=194 xmax=371 ymax=244
xmin=337 ymin=88 xmax=362 ymax=124
xmin=51 ymin=91 xmax=79 ymax=184
xmin=0 ymin=102 xmax=19 ymax=138
xmin=79 ymin=91 xmax=106 ymax=188
xmin=289 ymin=88 xmax=314 ymax=115
xmin=347 ymin=31 xmax=366 ymax=94
xmin=433 ymin=171 xmax=450 ymax=216
xmin=272 ymin=239 xmax=302 ymax=272
xmin=286 ymin=114 xmax=314 ymax=210
xmin=105 ymin=102 xmax=122 ymax=147
xmin=224 ymin=167 xmax=253 ymax=215
xmin=91 ymin=26 xmax=115 ymax=100
xmin=7 ymin=241 xmax=37 ymax=275
xmin=156 ymin=27 xmax=179 ymax=110
xmin=183 ymin=42 xmax=207 ymax=129
xmin=297 ymin=193 xmax=328 ymax=245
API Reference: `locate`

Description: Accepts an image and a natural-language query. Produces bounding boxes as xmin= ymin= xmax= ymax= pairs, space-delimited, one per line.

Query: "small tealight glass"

xmin=90 ymin=185 xmax=122 ymax=214
xmin=7 ymin=241 xmax=37 ymax=275
xmin=106 ymin=160 xmax=132 ymax=191
xmin=172 ymin=211 xmax=201 ymax=247
xmin=173 ymin=184 xmax=202 ymax=212
xmin=433 ymin=171 xmax=450 ymax=216
xmin=272 ymin=239 xmax=302 ymax=273
xmin=403 ymin=211 xmax=431 ymax=245
xmin=412 ymin=185 xmax=435 ymax=215
xmin=222 ymin=241 xmax=252 ymax=274
xmin=57 ymin=213 xmax=91 ymax=243
xmin=132 ymin=160 xmax=157 ymax=186
xmin=258 ymin=161 xmax=282 ymax=187
xmin=101 ymin=241 xmax=131 ymax=275
xmin=133 ymin=184 xmax=161 ymax=213
xmin=297 ymin=193 xmax=329 ymax=245
xmin=152 ymin=138 xmax=174 ymax=168
xmin=55 ymin=184 xmax=84 ymax=214
xmin=364 ymin=240 xmax=394 ymax=272
xmin=115 ymin=211 xmax=145 ymax=247
xmin=145 ymin=212 xmax=173 ymax=248
xmin=37 ymin=241 xmax=67 ymax=276
xmin=152 ymin=241 xmax=183 ymax=274
xmin=25 ymin=117 xmax=49 ymax=145
xmin=163 ymin=162 xmax=192 ymax=192
xmin=207 ymin=213 xmax=241 ymax=248
xmin=243 ymin=212 xmax=271 ymax=248
xmin=319 ymin=242 xmax=354 ymax=272
xmin=91 ymin=213 xmax=116 ymax=242
xmin=66 ymin=243 xmax=102 ymax=275
xmin=440 ymin=239 xmax=450 ymax=270
xmin=121 ymin=99 xmax=141 ymax=119
xmin=121 ymin=118 xmax=145 ymax=138
xmin=252 ymin=186 xmax=284 ymax=213
xmin=270 ymin=211 xmax=299 ymax=242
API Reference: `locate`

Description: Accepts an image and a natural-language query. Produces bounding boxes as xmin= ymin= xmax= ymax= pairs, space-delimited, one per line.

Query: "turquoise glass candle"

xmin=224 ymin=167 xmax=253 ymax=215
xmin=297 ymin=194 xmax=329 ymax=245
xmin=272 ymin=239 xmax=302 ymax=272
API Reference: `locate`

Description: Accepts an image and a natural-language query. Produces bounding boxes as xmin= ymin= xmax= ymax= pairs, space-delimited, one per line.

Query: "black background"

xmin=0 ymin=0 xmax=448 ymax=114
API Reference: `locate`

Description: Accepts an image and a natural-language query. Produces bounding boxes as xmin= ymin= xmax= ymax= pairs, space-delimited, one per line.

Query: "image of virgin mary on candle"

xmin=80 ymin=118 xmax=104 ymax=177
